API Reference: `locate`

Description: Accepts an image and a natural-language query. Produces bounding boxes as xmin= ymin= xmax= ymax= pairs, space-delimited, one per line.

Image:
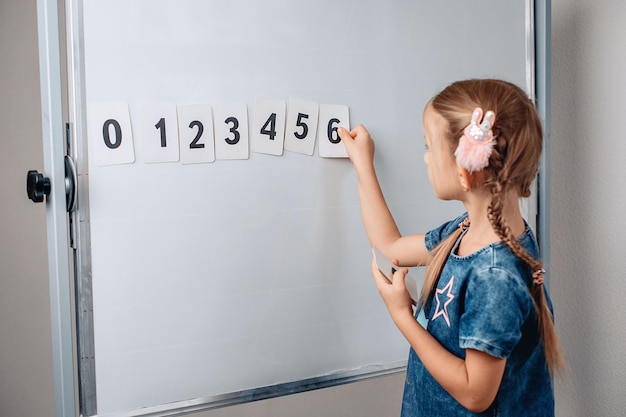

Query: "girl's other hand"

xmin=370 ymin=259 xmax=414 ymax=324
xmin=338 ymin=125 xmax=375 ymax=171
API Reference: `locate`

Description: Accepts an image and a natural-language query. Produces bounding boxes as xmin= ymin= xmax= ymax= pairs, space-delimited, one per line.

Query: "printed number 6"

xmin=327 ymin=118 xmax=341 ymax=144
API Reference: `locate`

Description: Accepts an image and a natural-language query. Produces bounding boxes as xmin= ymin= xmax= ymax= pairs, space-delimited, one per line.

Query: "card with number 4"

xmin=251 ymin=97 xmax=286 ymax=156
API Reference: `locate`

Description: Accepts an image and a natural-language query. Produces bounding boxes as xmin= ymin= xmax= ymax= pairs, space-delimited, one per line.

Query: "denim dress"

xmin=401 ymin=214 xmax=555 ymax=417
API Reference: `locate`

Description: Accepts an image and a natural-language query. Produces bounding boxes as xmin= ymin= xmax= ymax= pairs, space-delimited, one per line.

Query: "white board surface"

xmin=77 ymin=0 xmax=529 ymax=414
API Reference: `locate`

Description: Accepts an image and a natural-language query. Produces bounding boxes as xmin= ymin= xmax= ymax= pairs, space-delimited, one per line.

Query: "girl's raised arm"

xmin=338 ymin=126 xmax=429 ymax=267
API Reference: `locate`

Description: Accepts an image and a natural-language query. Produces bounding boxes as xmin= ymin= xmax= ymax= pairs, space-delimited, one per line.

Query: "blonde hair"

xmin=421 ymin=79 xmax=566 ymax=375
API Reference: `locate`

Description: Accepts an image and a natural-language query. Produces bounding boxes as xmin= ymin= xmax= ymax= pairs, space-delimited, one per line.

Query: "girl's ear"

xmin=457 ymin=163 xmax=472 ymax=191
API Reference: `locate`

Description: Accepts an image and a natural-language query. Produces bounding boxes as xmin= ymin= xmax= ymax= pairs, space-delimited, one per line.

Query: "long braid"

xmin=487 ymin=146 xmax=566 ymax=376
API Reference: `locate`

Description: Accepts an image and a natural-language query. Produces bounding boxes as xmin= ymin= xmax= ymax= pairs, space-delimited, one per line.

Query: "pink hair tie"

xmin=532 ymin=269 xmax=546 ymax=286
xmin=454 ymin=107 xmax=496 ymax=172
xmin=458 ymin=217 xmax=471 ymax=232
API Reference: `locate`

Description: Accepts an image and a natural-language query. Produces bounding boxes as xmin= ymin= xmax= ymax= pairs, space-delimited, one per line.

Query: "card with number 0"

xmin=88 ymin=102 xmax=135 ymax=166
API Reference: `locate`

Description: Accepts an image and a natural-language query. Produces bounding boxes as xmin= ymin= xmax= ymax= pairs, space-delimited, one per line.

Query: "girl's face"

xmin=422 ymin=104 xmax=463 ymax=200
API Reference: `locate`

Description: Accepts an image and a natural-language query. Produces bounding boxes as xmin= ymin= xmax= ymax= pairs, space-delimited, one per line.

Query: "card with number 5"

xmin=284 ymin=98 xmax=319 ymax=156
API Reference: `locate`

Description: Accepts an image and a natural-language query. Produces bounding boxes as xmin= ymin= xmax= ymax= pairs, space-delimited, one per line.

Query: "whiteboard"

xmin=69 ymin=0 xmax=531 ymax=415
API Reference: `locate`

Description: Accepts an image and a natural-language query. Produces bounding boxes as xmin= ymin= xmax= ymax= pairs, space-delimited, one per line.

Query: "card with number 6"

xmin=318 ymin=104 xmax=349 ymax=158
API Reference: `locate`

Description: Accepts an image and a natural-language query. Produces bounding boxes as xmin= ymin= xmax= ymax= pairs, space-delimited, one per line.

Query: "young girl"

xmin=337 ymin=79 xmax=565 ymax=416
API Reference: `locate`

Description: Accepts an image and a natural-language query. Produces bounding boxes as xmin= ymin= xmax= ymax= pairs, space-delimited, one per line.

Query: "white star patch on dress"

xmin=432 ymin=275 xmax=455 ymax=327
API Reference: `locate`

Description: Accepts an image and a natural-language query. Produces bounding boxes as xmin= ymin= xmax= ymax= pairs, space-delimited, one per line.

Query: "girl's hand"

xmin=338 ymin=125 xmax=375 ymax=171
xmin=371 ymin=259 xmax=415 ymax=325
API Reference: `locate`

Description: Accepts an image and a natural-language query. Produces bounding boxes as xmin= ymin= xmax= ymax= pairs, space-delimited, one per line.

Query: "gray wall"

xmin=550 ymin=1 xmax=626 ymax=416
xmin=1 ymin=0 xmax=625 ymax=416
xmin=0 ymin=0 xmax=56 ymax=416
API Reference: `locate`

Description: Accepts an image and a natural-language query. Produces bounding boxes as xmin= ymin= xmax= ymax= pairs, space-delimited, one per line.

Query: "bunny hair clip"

xmin=454 ymin=107 xmax=496 ymax=172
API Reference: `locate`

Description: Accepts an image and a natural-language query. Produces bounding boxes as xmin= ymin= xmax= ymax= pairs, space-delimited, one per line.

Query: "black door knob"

xmin=26 ymin=170 xmax=51 ymax=203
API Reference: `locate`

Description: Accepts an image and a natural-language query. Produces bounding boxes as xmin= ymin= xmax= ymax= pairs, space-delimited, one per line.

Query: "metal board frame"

xmin=36 ymin=0 xmax=76 ymax=416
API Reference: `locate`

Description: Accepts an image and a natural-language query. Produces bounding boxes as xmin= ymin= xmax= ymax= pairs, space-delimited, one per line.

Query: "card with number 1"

xmin=141 ymin=102 xmax=180 ymax=163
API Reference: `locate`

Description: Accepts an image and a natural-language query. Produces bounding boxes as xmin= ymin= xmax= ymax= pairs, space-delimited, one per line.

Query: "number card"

xmin=140 ymin=102 xmax=180 ymax=163
xmin=371 ymin=247 xmax=419 ymax=302
xmin=251 ymin=97 xmax=286 ymax=156
xmin=177 ymin=105 xmax=215 ymax=164
xmin=88 ymin=102 xmax=135 ymax=166
xmin=284 ymin=98 xmax=319 ymax=156
xmin=213 ymin=103 xmax=249 ymax=160
xmin=318 ymin=104 xmax=349 ymax=158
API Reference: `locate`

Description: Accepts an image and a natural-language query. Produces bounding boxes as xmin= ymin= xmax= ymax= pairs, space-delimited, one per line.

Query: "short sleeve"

xmin=459 ymin=267 xmax=533 ymax=358
xmin=424 ymin=213 xmax=468 ymax=252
